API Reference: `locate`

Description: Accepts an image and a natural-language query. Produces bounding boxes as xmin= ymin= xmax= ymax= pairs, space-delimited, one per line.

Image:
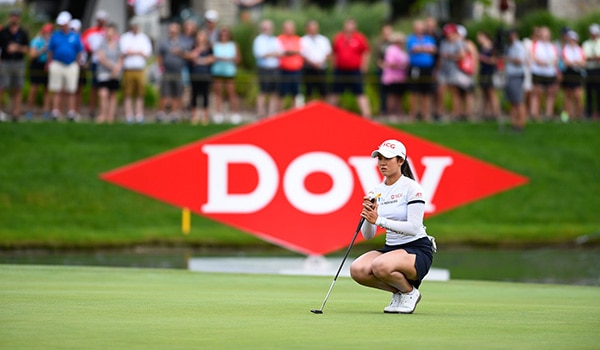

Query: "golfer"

xmin=350 ymin=139 xmax=436 ymax=314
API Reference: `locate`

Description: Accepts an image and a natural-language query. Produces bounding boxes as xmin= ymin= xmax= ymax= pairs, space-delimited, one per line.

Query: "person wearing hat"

xmin=561 ymin=30 xmax=586 ymax=121
xmin=81 ymin=9 xmax=109 ymax=119
xmin=47 ymin=11 xmax=84 ymax=121
xmin=203 ymin=10 xmax=219 ymax=45
xmin=25 ymin=23 xmax=53 ymax=120
xmin=350 ymin=139 xmax=436 ymax=314
xmin=0 ymin=8 xmax=30 ymax=122
xmin=583 ymin=24 xmax=600 ymax=120
xmin=380 ymin=32 xmax=409 ymax=121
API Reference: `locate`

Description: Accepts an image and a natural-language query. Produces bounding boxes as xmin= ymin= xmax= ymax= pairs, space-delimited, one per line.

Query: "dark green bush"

xmin=516 ymin=10 xmax=569 ymax=39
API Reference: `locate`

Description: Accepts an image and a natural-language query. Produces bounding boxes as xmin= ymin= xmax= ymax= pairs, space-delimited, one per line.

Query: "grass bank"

xmin=1 ymin=265 xmax=599 ymax=349
xmin=0 ymin=121 xmax=599 ymax=250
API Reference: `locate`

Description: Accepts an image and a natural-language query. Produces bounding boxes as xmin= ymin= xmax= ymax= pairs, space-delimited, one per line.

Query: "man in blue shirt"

xmin=47 ymin=11 xmax=83 ymax=121
xmin=406 ymin=20 xmax=437 ymax=122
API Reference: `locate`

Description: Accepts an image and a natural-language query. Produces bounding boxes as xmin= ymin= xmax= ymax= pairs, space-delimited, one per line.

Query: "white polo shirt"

xmin=300 ymin=34 xmax=332 ymax=69
xmin=119 ymin=31 xmax=152 ymax=70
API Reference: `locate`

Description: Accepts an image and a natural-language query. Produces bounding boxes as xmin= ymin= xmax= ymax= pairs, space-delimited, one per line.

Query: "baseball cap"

xmin=589 ymin=24 xmax=600 ymax=35
xmin=96 ymin=9 xmax=108 ymax=20
xmin=70 ymin=19 xmax=81 ymax=32
xmin=56 ymin=11 xmax=72 ymax=26
xmin=371 ymin=139 xmax=407 ymax=159
xmin=443 ymin=23 xmax=457 ymax=36
xmin=9 ymin=8 xmax=21 ymax=16
xmin=41 ymin=23 xmax=54 ymax=34
xmin=205 ymin=9 xmax=219 ymax=22
xmin=457 ymin=24 xmax=467 ymax=38
xmin=567 ymin=30 xmax=579 ymax=41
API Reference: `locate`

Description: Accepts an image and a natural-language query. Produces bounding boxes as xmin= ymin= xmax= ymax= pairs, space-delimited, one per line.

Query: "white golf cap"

xmin=457 ymin=24 xmax=467 ymax=38
xmin=96 ymin=9 xmax=109 ymax=20
xmin=567 ymin=30 xmax=579 ymax=41
xmin=371 ymin=139 xmax=407 ymax=159
xmin=205 ymin=9 xmax=218 ymax=22
xmin=70 ymin=19 xmax=81 ymax=31
xmin=56 ymin=11 xmax=72 ymax=26
xmin=589 ymin=24 xmax=600 ymax=35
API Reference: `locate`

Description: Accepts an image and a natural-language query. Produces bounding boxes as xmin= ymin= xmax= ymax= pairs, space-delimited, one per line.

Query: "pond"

xmin=1 ymin=247 xmax=598 ymax=286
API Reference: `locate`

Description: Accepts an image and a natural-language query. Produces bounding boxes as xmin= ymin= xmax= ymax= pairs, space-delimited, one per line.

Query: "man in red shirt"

xmin=277 ymin=20 xmax=303 ymax=110
xmin=330 ymin=18 xmax=371 ymax=117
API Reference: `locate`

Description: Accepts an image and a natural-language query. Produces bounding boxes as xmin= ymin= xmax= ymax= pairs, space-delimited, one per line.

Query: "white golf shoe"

xmin=384 ymin=288 xmax=421 ymax=314
xmin=383 ymin=292 xmax=402 ymax=313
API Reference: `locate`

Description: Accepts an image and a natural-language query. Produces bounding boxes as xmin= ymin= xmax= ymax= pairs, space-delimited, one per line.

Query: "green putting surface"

xmin=1 ymin=265 xmax=599 ymax=349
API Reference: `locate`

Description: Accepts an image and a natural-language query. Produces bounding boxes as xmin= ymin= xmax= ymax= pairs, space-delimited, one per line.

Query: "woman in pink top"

xmin=381 ymin=32 xmax=409 ymax=121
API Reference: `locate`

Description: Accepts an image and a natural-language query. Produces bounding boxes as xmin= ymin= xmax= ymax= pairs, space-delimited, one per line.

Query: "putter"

xmin=311 ymin=199 xmax=373 ymax=314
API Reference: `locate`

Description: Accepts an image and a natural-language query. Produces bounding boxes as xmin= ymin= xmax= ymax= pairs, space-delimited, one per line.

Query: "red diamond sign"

xmin=100 ymin=102 xmax=528 ymax=255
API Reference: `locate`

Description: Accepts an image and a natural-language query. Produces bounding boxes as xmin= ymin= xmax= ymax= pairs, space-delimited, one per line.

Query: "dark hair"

xmin=399 ymin=156 xmax=415 ymax=180
xmin=107 ymin=22 xmax=118 ymax=31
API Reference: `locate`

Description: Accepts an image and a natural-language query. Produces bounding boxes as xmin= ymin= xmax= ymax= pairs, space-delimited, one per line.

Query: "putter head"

xmin=310 ymin=309 xmax=323 ymax=314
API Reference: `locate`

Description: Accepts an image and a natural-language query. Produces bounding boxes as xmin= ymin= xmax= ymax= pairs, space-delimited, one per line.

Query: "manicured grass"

xmin=1 ymin=265 xmax=599 ymax=349
xmin=0 ymin=121 xmax=599 ymax=249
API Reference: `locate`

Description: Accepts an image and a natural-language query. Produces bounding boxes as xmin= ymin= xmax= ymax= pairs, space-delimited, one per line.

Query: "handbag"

xmin=458 ymin=51 xmax=475 ymax=75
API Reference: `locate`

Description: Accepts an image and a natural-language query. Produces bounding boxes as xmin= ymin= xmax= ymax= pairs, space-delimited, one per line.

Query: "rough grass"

xmin=0 ymin=121 xmax=599 ymax=249
xmin=1 ymin=265 xmax=599 ymax=349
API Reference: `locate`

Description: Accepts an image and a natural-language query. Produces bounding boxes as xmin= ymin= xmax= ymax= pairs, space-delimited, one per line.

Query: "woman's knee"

xmin=371 ymin=258 xmax=394 ymax=279
xmin=350 ymin=260 xmax=371 ymax=280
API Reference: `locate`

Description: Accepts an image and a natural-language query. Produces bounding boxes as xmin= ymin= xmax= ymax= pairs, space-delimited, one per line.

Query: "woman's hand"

xmin=360 ymin=196 xmax=378 ymax=225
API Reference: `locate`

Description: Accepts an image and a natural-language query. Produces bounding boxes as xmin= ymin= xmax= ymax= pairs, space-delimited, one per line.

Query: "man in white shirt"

xmin=300 ymin=20 xmax=331 ymax=101
xmin=583 ymin=24 xmax=600 ymax=120
xmin=119 ymin=17 xmax=153 ymax=123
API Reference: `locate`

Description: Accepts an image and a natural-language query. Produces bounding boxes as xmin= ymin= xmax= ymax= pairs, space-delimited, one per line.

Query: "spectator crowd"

xmin=1 ymin=6 xmax=600 ymax=131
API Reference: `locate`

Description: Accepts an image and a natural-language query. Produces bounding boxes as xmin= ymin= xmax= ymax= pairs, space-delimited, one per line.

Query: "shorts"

xmin=122 ymin=70 xmax=146 ymax=98
xmin=160 ymin=73 xmax=184 ymax=98
xmin=332 ymin=69 xmax=364 ymax=95
xmin=48 ymin=61 xmax=80 ymax=93
xmin=383 ymin=82 xmax=406 ymax=96
xmin=561 ymin=67 xmax=584 ymax=89
xmin=376 ymin=237 xmax=434 ymax=288
xmin=28 ymin=60 xmax=48 ymax=85
xmin=303 ymin=66 xmax=328 ymax=97
xmin=407 ymin=66 xmax=435 ymax=94
xmin=97 ymin=79 xmax=120 ymax=91
xmin=257 ymin=67 xmax=279 ymax=93
xmin=532 ymin=74 xmax=557 ymax=87
xmin=504 ymin=75 xmax=525 ymax=104
xmin=279 ymin=69 xmax=301 ymax=97
xmin=0 ymin=59 xmax=26 ymax=89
